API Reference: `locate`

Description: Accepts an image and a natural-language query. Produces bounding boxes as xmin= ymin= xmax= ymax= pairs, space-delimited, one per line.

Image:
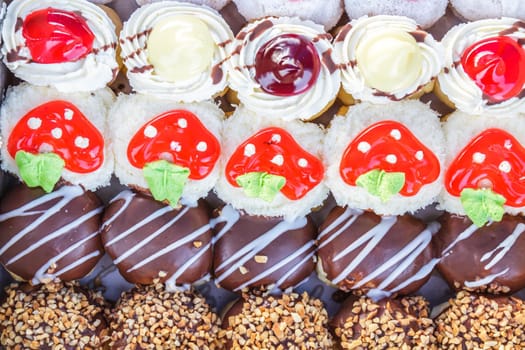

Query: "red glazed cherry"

xmin=461 ymin=36 xmax=525 ymax=103
xmin=22 ymin=8 xmax=95 ymax=64
xmin=254 ymin=34 xmax=320 ymax=96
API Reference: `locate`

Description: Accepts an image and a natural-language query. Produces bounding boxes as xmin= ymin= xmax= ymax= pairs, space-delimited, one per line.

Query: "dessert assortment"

xmin=1 ymin=0 xmax=525 ymax=349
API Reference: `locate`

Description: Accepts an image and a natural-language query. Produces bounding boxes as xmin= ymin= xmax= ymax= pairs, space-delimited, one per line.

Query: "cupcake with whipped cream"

xmin=136 ymin=0 xmax=231 ymax=10
xmin=437 ymin=18 xmax=525 ymax=116
xmin=334 ymin=15 xmax=444 ymax=105
xmin=226 ymin=17 xmax=340 ymax=121
xmin=120 ymin=1 xmax=234 ymax=102
xmin=1 ymin=0 xmax=119 ymax=92
xmin=214 ymin=106 xmax=328 ymax=220
xmin=232 ymin=0 xmax=343 ymax=30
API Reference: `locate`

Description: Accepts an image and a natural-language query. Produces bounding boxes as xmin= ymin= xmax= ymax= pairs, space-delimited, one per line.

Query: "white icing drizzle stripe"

xmin=333 ymin=216 xmax=397 ymax=262
xmin=318 ymin=207 xmax=362 ymax=247
xmin=464 ymin=268 xmax=511 ymax=288
xmin=165 ymin=242 xmax=212 ymax=291
xmin=233 ymin=241 xmax=315 ymax=292
xmin=441 ymin=223 xmax=479 ymax=256
xmin=390 ymin=257 xmax=441 ymax=294
xmin=214 ymin=216 xmax=308 ymax=283
xmin=480 ymin=223 xmax=525 ymax=270
xmin=113 ymin=206 xmax=191 ymax=264
xmin=126 ymin=222 xmax=211 ymax=273
xmin=210 ymin=205 xmax=241 ymax=243
xmin=0 ymin=186 xmax=85 ymax=255
xmin=6 ymin=206 xmax=103 ymax=265
xmin=273 ymin=252 xmax=315 ymax=292
xmin=103 ymin=190 xmax=136 ymax=227
xmin=104 ymin=205 xmax=174 ymax=247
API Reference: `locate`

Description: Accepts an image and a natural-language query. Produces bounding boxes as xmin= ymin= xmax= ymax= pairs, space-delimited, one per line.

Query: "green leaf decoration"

xmin=143 ymin=160 xmax=190 ymax=207
xmin=15 ymin=151 xmax=64 ymax=193
xmin=236 ymin=172 xmax=286 ymax=202
xmin=460 ymin=188 xmax=506 ymax=227
xmin=356 ymin=169 xmax=405 ymax=202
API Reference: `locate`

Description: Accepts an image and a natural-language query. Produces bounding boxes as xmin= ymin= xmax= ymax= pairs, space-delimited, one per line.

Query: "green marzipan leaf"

xmin=143 ymin=160 xmax=190 ymax=207
xmin=460 ymin=188 xmax=506 ymax=227
xmin=236 ymin=172 xmax=286 ymax=202
xmin=15 ymin=151 xmax=64 ymax=193
xmin=356 ymin=169 xmax=405 ymax=202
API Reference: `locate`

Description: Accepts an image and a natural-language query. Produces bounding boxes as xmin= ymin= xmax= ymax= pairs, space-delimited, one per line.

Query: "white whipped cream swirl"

xmin=1 ymin=0 xmax=118 ymax=92
xmin=227 ymin=17 xmax=341 ymax=121
xmin=438 ymin=18 xmax=525 ymax=116
xmin=120 ymin=1 xmax=233 ymax=102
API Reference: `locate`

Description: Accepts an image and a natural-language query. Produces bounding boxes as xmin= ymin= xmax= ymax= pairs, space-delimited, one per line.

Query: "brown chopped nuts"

xmin=193 ymin=240 xmax=203 ymax=248
xmin=0 ymin=281 xmax=109 ymax=349
xmin=219 ymin=292 xmax=333 ymax=349
xmin=434 ymin=291 xmax=525 ymax=349
xmin=254 ymin=255 xmax=268 ymax=264
xmin=109 ymin=283 xmax=222 ymax=349
xmin=239 ymin=266 xmax=249 ymax=275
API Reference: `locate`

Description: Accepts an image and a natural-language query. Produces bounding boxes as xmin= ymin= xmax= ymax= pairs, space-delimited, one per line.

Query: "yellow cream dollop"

xmin=147 ymin=15 xmax=215 ymax=82
xmin=355 ymin=29 xmax=423 ymax=93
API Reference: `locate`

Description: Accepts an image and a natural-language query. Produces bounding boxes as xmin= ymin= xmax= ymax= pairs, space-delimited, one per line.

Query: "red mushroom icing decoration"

xmin=445 ymin=128 xmax=525 ymax=227
xmin=225 ymin=127 xmax=324 ymax=202
xmin=461 ymin=36 xmax=525 ymax=103
xmin=22 ymin=8 xmax=95 ymax=64
xmin=127 ymin=110 xmax=221 ymax=206
xmin=339 ymin=120 xmax=440 ymax=202
xmin=7 ymin=100 xmax=104 ymax=192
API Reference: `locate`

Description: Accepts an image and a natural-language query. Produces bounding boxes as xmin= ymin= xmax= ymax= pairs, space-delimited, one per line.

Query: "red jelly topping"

xmin=7 ymin=101 xmax=104 ymax=173
xmin=461 ymin=36 xmax=525 ymax=103
xmin=254 ymin=34 xmax=320 ymax=96
xmin=340 ymin=120 xmax=440 ymax=196
xmin=22 ymin=8 xmax=95 ymax=64
xmin=226 ymin=127 xmax=324 ymax=200
xmin=445 ymin=128 xmax=525 ymax=207
xmin=127 ymin=110 xmax=220 ymax=180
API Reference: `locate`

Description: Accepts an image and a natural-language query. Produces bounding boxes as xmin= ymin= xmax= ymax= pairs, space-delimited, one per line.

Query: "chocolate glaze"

xmin=335 ymin=23 xmax=351 ymax=42
xmin=410 ymin=30 xmax=428 ymax=42
xmin=321 ymin=48 xmax=337 ymax=74
xmin=130 ymin=64 xmax=153 ymax=73
xmin=317 ymin=207 xmax=439 ymax=298
xmin=0 ymin=183 xmax=104 ymax=284
xmin=435 ymin=212 xmax=525 ymax=294
xmin=213 ymin=206 xmax=316 ymax=292
xmin=101 ymin=190 xmax=213 ymax=286
xmin=248 ymin=19 xmax=273 ymax=42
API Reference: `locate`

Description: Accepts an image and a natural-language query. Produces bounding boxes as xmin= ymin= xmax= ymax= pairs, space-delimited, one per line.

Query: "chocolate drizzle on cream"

xmin=0 ymin=184 xmax=104 ymax=284
xmin=101 ymin=190 xmax=213 ymax=290
xmin=213 ymin=206 xmax=316 ymax=293
xmin=317 ymin=207 xmax=439 ymax=300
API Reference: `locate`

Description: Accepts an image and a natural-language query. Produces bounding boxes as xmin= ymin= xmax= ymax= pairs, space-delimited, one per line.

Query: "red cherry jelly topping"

xmin=127 ymin=110 xmax=221 ymax=180
xmin=445 ymin=128 xmax=525 ymax=207
xmin=340 ymin=120 xmax=440 ymax=196
xmin=254 ymin=34 xmax=320 ymax=96
xmin=226 ymin=127 xmax=324 ymax=200
xmin=7 ymin=100 xmax=104 ymax=173
xmin=461 ymin=36 xmax=525 ymax=103
xmin=22 ymin=8 xmax=95 ymax=64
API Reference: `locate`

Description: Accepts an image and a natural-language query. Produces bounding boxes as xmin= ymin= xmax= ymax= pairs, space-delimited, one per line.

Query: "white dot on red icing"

xmin=170 ymin=141 xmax=181 ymax=152
xmin=386 ymin=154 xmax=397 ymax=164
xmin=51 ymin=128 xmax=62 ymax=139
xmin=271 ymin=134 xmax=281 ymax=143
xmin=75 ymin=136 xmax=90 ymax=149
xmin=357 ymin=141 xmax=371 ymax=153
xmin=197 ymin=141 xmax=207 ymax=152
xmin=271 ymin=154 xmax=284 ymax=166
xmin=64 ymin=109 xmax=74 ymax=120
xmin=499 ymin=161 xmax=511 ymax=173
xmin=27 ymin=117 xmax=42 ymax=130
xmin=504 ymin=139 xmax=512 ymax=149
xmin=298 ymin=158 xmax=308 ymax=167
xmin=390 ymin=129 xmax=401 ymax=140
xmin=144 ymin=125 xmax=157 ymax=138
xmin=472 ymin=152 xmax=486 ymax=164
xmin=178 ymin=118 xmax=188 ymax=128
xmin=415 ymin=151 xmax=424 ymax=160
xmin=244 ymin=144 xmax=256 ymax=157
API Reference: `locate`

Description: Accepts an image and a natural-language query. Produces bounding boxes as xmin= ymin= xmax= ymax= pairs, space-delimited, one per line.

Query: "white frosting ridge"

xmin=120 ymin=1 xmax=233 ymax=102
xmin=335 ymin=15 xmax=443 ymax=104
xmin=227 ymin=17 xmax=341 ymax=121
xmin=438 ymin=17 xmax=525 ymax=115
xmin=1 ymin=0 xmax=118 ymax=92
